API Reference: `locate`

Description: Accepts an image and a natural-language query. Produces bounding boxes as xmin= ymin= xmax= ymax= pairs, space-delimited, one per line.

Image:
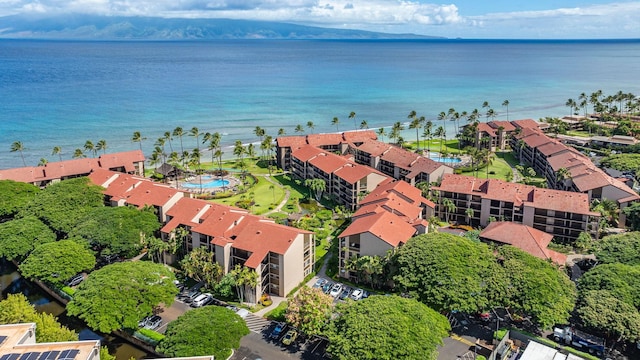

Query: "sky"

xmin=1 ymin=0 xmax=639 ymax=39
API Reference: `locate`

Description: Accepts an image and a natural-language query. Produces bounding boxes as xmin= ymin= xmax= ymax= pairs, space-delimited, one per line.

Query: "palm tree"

xmin=234 ymin=140 xmax=246 ymax=167
xmin=408 ymin=111 xmax=423 ymax=151
xmin=486 ymin=108 xmax=497 ymax=121
xmin=483 ymin=149 xmax=495 ymax=179
xmin=173 ymin=127 xmax=185 ymax=165
xmin=556 ymin=167 xmax=572 ymax=189
xmin=163 ymin=131 xmax=174 ymax=152
xmin=304 ymin=178 xmax=326 ymax=202
xmin=306 ymin=121 xmax=315 ymax=134
xmin=389 ymin=121 xmax=404 ymax=145
xmin=332 ymin=117 xmax=340 ymax=132
xmin=349 ymin=111 xmax=357 ymax=130
xmin=360 ymin=119 xmax=369 ymax=131
xmin=278 ymin=128 xmax=286 ymax=136
xmin=189 ymin=127 xmax=201 ymax=152
xmin=565 ymin=98 xmax=577 ymax=117
xmin=465 ymin=207 xmax=474 ymax=224
xmin=423 ymin=120 xmax=433 ymax=156
xmin=132 ymin=131 xmax=146 ymax=151
xmin=502 ymin=100 xmax=510 ymax=121
xmin=72 ymin=148 xmax=86 ymax=159
xmin=294 ymin=124 xmax=304 ymax=134
xmin=442 ymin=198 xmax=456 ymax=223
xmin=51 ymin=146 xmax=62 ymax=161
xmin=96 ymin=139 xmax=107 ymax=155
xmin=254 ymin=126 xmax=265 ymax=144
xmin=376 ymin=127 xmax=387 ymax=143
xmin=434 ymin=126 xmax=445 ymax=153
xmin=84 ymin=140 xmax=96 ymax=157
xmin=10 ymin=141 xmax=27 ymax=166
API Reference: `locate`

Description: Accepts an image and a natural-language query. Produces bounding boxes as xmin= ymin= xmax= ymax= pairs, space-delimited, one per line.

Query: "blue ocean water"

xmin=1 ymin=39 xmax=639 ymax=169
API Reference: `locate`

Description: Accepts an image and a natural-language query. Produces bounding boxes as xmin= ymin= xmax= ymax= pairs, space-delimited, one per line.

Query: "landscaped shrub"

xmin=136 ymin=328 xmax=165 ymax=345
xmin=61 ymin=286 xmax=76 ymax=296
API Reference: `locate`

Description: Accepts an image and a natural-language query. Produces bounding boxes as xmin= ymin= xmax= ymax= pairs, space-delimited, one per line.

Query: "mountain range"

xmin=0 ymin=15 xmax=441 ymax=40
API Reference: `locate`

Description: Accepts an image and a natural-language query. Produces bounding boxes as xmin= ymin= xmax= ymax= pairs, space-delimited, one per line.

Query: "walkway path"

xmin=260 ymin=174 xmax=291 ymax=216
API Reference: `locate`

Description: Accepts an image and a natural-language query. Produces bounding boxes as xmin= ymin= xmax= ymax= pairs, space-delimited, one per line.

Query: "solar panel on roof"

xmin=57 ymin=350 xmax=79 ymax=360
xmin=0 ymin=335 xmax=7 ymax=345
xmin=38 ymin=351 xmax=59 ymax=360
xmin=3 ymin=354 xmax=20 ymax=360
xmin=0 ymin=354 xmax=12 ymax=360
xmin=20 ymin=352 xmax=41 ymax=360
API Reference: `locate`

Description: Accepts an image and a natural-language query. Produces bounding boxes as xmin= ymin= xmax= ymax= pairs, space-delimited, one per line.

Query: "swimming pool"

xmin=182 ymin=178 xmax=230 ymax=189
xmin=428 ymin=153 xmax=462 ymax=164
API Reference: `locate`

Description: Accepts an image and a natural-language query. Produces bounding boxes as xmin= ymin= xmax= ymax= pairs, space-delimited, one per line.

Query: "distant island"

xmin=0 ymin=14 xmax=444 ymax=40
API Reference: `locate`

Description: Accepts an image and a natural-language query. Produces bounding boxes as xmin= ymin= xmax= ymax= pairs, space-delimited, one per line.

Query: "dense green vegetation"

xmin=594 ymin=232 xmax=640 ymax=265
xmin=0 ymin=294 xmax=77 ymax=342
xmin=69 ymin=206 xmax=161 ymax=258
xmin=157 ymin=306 xmax=249 ymax=359
xmin=19 ymin=177 xmax=105 ymax=235
xmin=325 ymin=295 xmax=450 ymax=360
xmin=285 ymin=287 xmax=333 ymax=336
xmin=67 ymin=262 xmax=178 ymax=333
xmin=0 ymin=180 xmax=39 ymax=218
xmin=0 ymin=216 xmax=56 ymax=261
xmin=600 ymin=153 xmax=640 ymax=172
xmin=19 ymin=240 xmax=95 ymax=286
xmin=392 ymin=233 xmax=575 ymax=329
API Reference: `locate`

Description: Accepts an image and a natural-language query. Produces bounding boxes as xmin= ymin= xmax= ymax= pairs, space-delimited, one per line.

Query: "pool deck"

xmin=174 ymin=174 xmax=241 ymax=194
xmin=425 ymin=152 xmax=471 ymax=168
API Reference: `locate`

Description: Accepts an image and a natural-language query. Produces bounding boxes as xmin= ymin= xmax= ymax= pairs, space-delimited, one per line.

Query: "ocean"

xmin=1 ymin=39 xmax=639 ymax=169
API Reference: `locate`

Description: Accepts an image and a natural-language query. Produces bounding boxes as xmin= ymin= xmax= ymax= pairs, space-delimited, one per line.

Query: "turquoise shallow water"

xmin=1 ymin=39 xmax=639 ymax=169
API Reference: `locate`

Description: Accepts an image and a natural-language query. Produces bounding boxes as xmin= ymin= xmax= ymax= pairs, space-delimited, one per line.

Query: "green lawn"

xmin=405 ymin=139 xmax=464 ymax=154
xmin=461 ymin=154 xmax=513 ymax=181
xmin=211 ymin=176 xmax=285 ymax=215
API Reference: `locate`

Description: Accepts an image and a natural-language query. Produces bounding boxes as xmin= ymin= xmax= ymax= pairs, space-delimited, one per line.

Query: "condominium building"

xmin=433 ymin=174 xmax=600 ymax=243
xmin=0 ymin=150 xmax=145 ymax=187
xmin=337 ymin=179 xmax=435 ymax=280
xmin=290 ymin=145 xmax=389 ymax=210
xmin=512 ymin=128 xmax=640 ymax=225
xmin=89 ymin=170 xmax=314 ymax=299
xmin=464 ymin=119 xmax=543 ymax=151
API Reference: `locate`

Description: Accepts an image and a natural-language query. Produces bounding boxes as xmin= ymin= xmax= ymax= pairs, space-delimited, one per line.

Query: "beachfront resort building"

xmin=88 ymin=169 xmax=314 ymax=299
xmin=290 ymin=145 xmax=389 ymax=210
xmin=337 ymin=179 xmax=435 ymax=280
xmin=512 ymin=128 xmax=640 ymax=226
xmin=433 ymin=174 xmax=600 ymax=243
xmin=0 ymin=150 xmax=145 ymax=187
xmin=0 ymin=322 xmax=212 ymax=360
xmin=462 ymin=119 xmax=544 ymax=152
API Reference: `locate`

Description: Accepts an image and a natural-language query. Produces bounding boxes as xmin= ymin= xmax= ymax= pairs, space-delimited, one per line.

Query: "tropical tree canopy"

xmin=67 ymin=261 xmax=177 ymax=333
xmin=325 ymin=295 xmax=450 ymax=360
xmin=0 ymin=216 xmax=56 ymax=261
xmin=180 ymin=247 xmax=222 ymax=289
xmin=19 ymin=240 xmax=96 ymax=286
xmin=156 ymin=306 xmax=249 ymax=359
xmin=393 ymin=233 xmax=505 ymax=313
xmin=593 ymin=232 xmax=640 ymax=266
xmin=576 ymin=290 xmax=640 ymax=343
xmin=0 ymin=180 xmax=40 ymax=218
xmin=578 ymin=263 xmax=640 ymax=309
xmin=19 ymin=177 xmax=104 ymax=235
xmin=497 ymin=246 xmax=576 ymax=329
xmin=0 ymin=294 xmax=78 ymax=342
xmin=285 ymin=287 xmax=333 ymax=336
xmin=68 ymin=206 xmax=161 ymax=258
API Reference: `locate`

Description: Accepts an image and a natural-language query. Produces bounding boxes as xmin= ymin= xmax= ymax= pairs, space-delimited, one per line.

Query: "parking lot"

xmin=230 ymin=322 xmax=329 ymax=360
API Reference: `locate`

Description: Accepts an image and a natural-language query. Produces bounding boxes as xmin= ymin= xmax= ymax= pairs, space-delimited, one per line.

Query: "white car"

xmin=350 ymin=288 xmax=364 ymax=301
xmin=329 ymin=283 xmax=343 ymax=298
xmin=191 ymin=293 xmax=213 ymax=308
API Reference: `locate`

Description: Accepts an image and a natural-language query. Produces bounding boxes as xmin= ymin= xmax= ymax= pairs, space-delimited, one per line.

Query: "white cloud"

xmin=0 ymin=0 xmax=639 ymax=38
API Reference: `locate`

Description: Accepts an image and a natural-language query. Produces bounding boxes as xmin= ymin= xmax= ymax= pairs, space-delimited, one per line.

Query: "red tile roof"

xmin=0 ymin=150 xmax=144 ymax=183
xmin=308 ymin=152 xmax=348 ymax=174
xmin=488 ymin=120 xmax=516 ymax=132
xmin=477 ymin=123 xmax=496 ymax=136
xmin=511 ymin=119 xmax=541 ymax=129
xmin=307 ymin=133 xmax=344 ymax=147
xmin=522 ymin=132 xmax=553 ymax=148
xmin=276 ymin=136 xmax=307 ymax=148
xmin=354 ymin=193 xmax=422 ymax=220
xmin=291 ymin=145 xmax=324 ymax=162
xmin=380 ymin=146 xmax=417 ymax=168
xmin=333 ymin=163 xmax=382 ymax=184
xmin=124 ymin=181 xmax=183 ymax=208
xmin=480 ymin=221 xmax=567 ymax=265
xmin=356 ymin=140 xmax=392 ymax=157
xmin=536 ymin=141 xmax=570 ymax=157
xmin=342 ymin=130 xmax=378 ymax=142
xmin=161 ymin=197 xmax=217 ymax=233
xmin=362 ymin=179 xmax=434 ymax=208
xmin=339 ymin=211 xmax=417 ymax=247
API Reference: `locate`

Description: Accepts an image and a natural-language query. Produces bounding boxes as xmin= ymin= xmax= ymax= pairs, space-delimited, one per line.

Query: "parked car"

xmin=191 ymin=293 xmax=213 ymax=308
xmin=322 ymin=281 xmax=334 ymax=294
xmin=350 ymin=288 xmax=364 ymax=301
xmin=65 ymin=274 xmax=84 ymax=287
xmin=183 ymin=291 xmax=201 ymax=304
xmin=339 ymin=287 xmax=352 ymax=300
xmin=138 ymin=316 xmax=151 ymax=328
xmin=281 ymin=329 xmax=298 ymax=346
xmin=144 ymin=315 xmax=162 ymax=330
xmin=329 ymin=283 xmax=343 ymax=298
xmin=362 ymin=290 xmax=370 ymax=299
xmin=270 ymin=322 xmax=287 ymax=339
xmin=312 ymin=278 xmax=328 ymax=289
